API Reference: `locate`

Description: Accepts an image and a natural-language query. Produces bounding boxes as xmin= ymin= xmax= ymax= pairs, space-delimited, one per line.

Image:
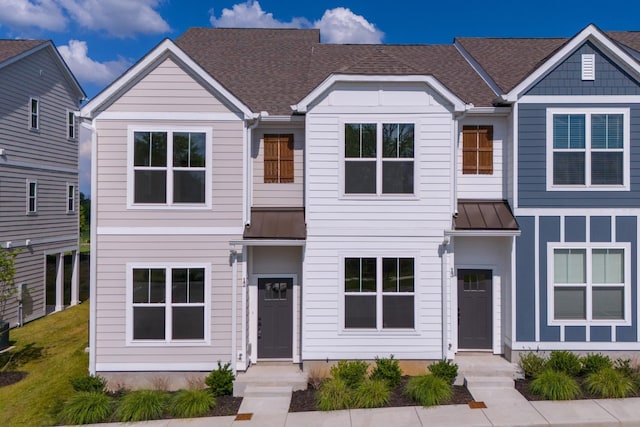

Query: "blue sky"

xmin=1 ymin=0 xmax=639 ymax=194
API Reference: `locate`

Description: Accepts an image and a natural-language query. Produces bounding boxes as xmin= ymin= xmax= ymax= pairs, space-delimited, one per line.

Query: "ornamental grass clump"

xmin=168 ymin=389 xmax=216 ymax=418
xmin=352 ymin=378 xmax=391 ymax=408
xmin=59 ymin=391 xmax=113 ymax=425
xmin=546 ymin=351 xmax=581 ymax=377
xmin=519 ymin=352 xmax=547 ymax=379
xmin=370 ymin=355 xmax=402 ymax=387
xmin=585 ymin=367 xmax=636 ymax=398
xmin=316 ymin=377 xmax=351 ymax=411
xmin=405 ymin=373 xmax=452 ymax=406
xmin=529 ymin=369 xmax=580 ymax=400
xmin=115 ymin=389 xmax=169 ymax=422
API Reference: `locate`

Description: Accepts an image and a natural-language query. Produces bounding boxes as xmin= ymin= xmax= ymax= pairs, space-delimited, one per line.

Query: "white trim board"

xmin=0 ymin=158 xmax=78 ymax=174
xmin=98 ymin=227 xmax=244 ymax=235
xmin=95 ymin=112 xmax=243 ymax=121
xmin=96 ymin=362 xmax=224 ymax=371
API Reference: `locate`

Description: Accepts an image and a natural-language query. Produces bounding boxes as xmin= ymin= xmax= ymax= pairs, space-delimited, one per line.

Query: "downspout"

xmin=441 ymin=236 xmax=450 ymax=360
xmin=230 ymin=244 xmax=238 ymax=374
xmin=244 ymin=112 xmax=264 ymax=226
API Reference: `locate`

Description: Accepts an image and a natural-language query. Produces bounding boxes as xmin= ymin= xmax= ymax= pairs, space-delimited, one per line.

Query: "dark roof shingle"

xmin=0 ymin=39 xmax=47 ymax=65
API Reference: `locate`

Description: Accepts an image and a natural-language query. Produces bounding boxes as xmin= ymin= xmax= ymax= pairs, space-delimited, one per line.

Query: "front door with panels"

xmin=457 ymin=269 xmax=493 ymax=350
xmin=257 ymin=277 xmax=293 ymax=359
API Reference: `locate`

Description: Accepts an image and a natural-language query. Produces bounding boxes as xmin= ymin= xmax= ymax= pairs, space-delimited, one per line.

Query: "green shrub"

xmin=168 ymin=389 xmax=215 ymax=418
xmin=580 ymin=353 xmax=612 ymax=376
xmin=519 ymin=352 xmax=547 ymax=379
xmin=317 ymin=377 xmax=351 ymax=411
xmin=405 ymin=374 xmax=452 ymax=406
xmin=370 ymin=355 xmax=402 ymax=387
xmin=585 ymin=367 xmax=635 ymax=398
xmin=70 ymin=374 xmax=107 ymax=393
xmin=205 ymin=361 xmax=235 ymax=397
xmin=59 ymin=391 xmax=113 ymax=425
xmin=115 ymin=390 xmax=169 ymax=422
xmin=546 ymin=351 xmax=581 ymax=377
xmin=613 ymin=358 xmax=635 ymax=378
xmin=428 ymin=359 xmax=458 ymax=385
xmin=352 ymin=379 xmax=390 ymax=408
xmin=330 ymin=360 xmax=369 ymax=388
xmin=529 ymin=369 xmax=580 ymax=400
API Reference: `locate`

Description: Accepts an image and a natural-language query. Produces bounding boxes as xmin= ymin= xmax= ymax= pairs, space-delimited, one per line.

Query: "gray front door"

xmin=258 ymin=277 xmax=293 ymax=359
xmin=458 ymin=269 xmax=492 ymax=350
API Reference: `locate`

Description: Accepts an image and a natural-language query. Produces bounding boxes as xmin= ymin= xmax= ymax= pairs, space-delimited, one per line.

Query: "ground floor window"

xmin=129 ymin=265 xmax=207 ymax=342
xmin=550 ymin=244 xmax=629 ymax=323
xmin=344 ymin=256 xmax=415 ymax=330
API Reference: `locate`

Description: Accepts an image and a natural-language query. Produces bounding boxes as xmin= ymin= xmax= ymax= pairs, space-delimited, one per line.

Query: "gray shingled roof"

xmin=176 ymin=28 xmax=497 ymax=114
xmin=0 ymin=39 xmax=47 ymax=65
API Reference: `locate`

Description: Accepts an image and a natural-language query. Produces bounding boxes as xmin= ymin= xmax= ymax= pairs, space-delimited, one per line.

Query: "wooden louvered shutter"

xmin=264 ymin=134 xmax=294 ymax=183
xmin=477 ymin=125 xmax=493 ymax=175
xmin=462 ymin=125 xmax=493 ymax=175
xmin=279 ymin=135 xmax=294 ymax=183
xmin=264 ymin=135 xmax=279 ymax=183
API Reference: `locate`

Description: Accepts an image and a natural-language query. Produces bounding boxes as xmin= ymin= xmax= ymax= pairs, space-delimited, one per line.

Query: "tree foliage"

xmin=0 ymin=248 xmax=20 ymax=320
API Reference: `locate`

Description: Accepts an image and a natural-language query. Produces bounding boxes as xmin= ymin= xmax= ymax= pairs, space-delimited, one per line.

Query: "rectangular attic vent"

xmin=582 ymin=54 xmax=595 ymax=81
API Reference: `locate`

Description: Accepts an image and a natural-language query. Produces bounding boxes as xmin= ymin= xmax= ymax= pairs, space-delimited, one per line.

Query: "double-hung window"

xmin=548 ymin=109 xmax=628 ymax=190
xmin=344 ymin=256 xmax=415 ymax=330
xmin=26 ymin=180 xmax=37 ymax=214
xmin=131 ymin=129 xmax=209 ymax=206
xmin=29 ymin=97 xmax=39 ymax=129
xmin=67 ymin=184 xmax=75 ymax=213
xmin=550 ymin=244 xmax=629 ymax=324
xmin=344 ymin=123 xmax=414 ymax=195
xmin=130 ymin=266 xmax=207 ymax=342
xmin=67 ymin=110 xmax=76 ymax=139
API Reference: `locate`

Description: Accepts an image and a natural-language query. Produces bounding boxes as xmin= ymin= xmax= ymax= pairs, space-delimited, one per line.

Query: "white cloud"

xmin=58 ymin=39 xmax=129 ymax=86
xmin=209 ymin=1 xmax=382 ymax=44
xmin=314 ymin=7 xmax=383 ymax=44
xmin=210 ymin=0 xmax=310 ymax=28
xmin=59 ymin=0 xmax=170 ymax=38
xmin=0 ymin=0 xmax=67 ymax=31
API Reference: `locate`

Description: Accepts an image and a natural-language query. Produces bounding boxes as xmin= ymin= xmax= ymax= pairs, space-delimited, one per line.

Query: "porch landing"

xmin=233 ymin=364 xmax=307 ymax=397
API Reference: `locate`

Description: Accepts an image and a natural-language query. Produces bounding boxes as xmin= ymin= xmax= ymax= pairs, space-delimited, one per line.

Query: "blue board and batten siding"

xmin=515 ymin=215 xmax=638 ymax=344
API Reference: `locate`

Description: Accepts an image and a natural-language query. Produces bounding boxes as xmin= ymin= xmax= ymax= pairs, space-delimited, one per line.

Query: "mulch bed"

xmin=209 ymin=395 xmax=243 ymax=416
xmin=289 ymin=376 xmax=474 ymax=412
xmin=515 ymin=378 xmax=640 ymax=401
xmin=0 ymin=371 xmax=27 ymax=388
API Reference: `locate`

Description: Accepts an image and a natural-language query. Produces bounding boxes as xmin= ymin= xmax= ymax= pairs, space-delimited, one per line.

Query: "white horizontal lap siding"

xmin=457 ymin=117 xmax=507 ymax=199
xmin=302 ymin=236 xmax=444 ymax=360
xmin=94 ymin=119 xmax=243 ymax=228
xmin=95 ymin=234 xmax=242 ymax=367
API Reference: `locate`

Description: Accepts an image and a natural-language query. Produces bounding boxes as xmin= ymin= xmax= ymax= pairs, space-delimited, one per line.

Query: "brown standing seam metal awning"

xmin=454 ymin=199 xmax=519 ymax=231
xmin=243 ymin=207 xmax=306 ymax=239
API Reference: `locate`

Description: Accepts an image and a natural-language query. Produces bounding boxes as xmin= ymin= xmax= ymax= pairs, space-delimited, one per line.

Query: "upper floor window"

xmin=547 ymin=109 xmax=629 ymax=191
xmin=264 ymin=134 xmax=294 ymax=183
xmin=344 ymin=123 xmax=414 ymax=195
xmin=67 ymin=111 xmax=76 ymax=139
xmin=26 ymin=180 xmax=37 ymax=214
xmin=462 ymin=125 xmax=493 ymax=174
xmin=29 ymin=98 xmax=39 ymax=129
xmin=67 ymin=184 xmax=75 ymax=213
xmin=130 ymin=128 xmax=210 ymax=207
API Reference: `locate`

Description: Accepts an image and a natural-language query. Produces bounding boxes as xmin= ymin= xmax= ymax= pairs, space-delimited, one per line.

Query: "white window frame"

xmin=127 ymin=126 xmax=212 ymax=209
xmin=125 ymin=263 xmax=211 ymax=346
xmin=26 ymin=179 xmax=37 ymax=214
xmin=66 ymin=183 xmax=75 ymax=213
xmin=29 ymin=97 xmax=39 ymax=130
xmin=547 ymin=242 xmax=631 ymax=326
xmin=339 ymin=253 xmax=418 ymax=333
xmin=546 ymin=108 xmax=630 ymax=191
xmin=67 ymin=110 xmax=76 ymax=139
xmin=340 ymin=120 xmax=418 ymax=199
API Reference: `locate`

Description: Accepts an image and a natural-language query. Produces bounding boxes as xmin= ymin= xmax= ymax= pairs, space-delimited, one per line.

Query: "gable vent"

xmin=582 ymin=54 xmax=595 ymax=81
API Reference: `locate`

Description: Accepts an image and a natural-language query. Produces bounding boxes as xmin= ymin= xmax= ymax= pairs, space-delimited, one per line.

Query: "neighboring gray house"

xmin=0 ymin=40 xmax=86 ymax=326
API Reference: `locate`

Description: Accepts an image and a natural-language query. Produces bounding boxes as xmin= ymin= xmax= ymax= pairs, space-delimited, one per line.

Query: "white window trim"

xmin=26 ymin=179 xmax=37 ymax=214
xmin=547 ymin=241 xmax=632 ymax=326
xmin=66 ymin=183 xmax=75 ymax=213
xmin=126 ymin=126 xmax=213 ymax=210
xmin=67 ymin=110 xmax=76 ymax=139
xmin=29 ymin=97 xmax=39 ymax=130
xmin=338 ymin=253 xmax=419 ymax=334
xmin=125 ymin=262 xmax=211 ymax=346
xmin=339 ymin=119 xmax=419 ymax=200
xmin=545 ymin=108 xmax=630 ymax=191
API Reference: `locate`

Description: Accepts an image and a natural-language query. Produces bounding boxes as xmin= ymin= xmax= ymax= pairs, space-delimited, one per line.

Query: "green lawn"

xmin=0 ymin=302 xmax=90 ymax=426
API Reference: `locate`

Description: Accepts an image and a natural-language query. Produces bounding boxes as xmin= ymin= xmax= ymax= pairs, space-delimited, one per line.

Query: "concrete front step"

xmin=464 ymin=376 xmax=515 ymax=388
xmin=243 ymin=385 xmax=293 ymax=398
xmin=233 ymin=364 xmax=307 ymax=397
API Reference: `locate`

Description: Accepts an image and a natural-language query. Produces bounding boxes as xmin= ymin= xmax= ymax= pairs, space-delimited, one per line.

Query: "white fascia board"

xmin=80 ymin=38 xmax=254 ymax=119
xmin=229 ymin=239 xmax=306 ymax=249
xmin=503 ymin=24 xmax=640 ymax=102
xmin=292 ymin=74 xmax=471 ymax=113
xmin=465 ymin=106 xmax=512 ymax=116
xmin=445 ymin=229 xmax=521 ymax=237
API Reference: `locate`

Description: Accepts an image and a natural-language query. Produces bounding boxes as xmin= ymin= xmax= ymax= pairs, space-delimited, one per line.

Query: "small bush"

xmin=370 ymin=355 xmax=402 ymax=387
xmin=546 ymin=351 xmax=581 ymax=377
xmin=205 ymin=361 xmax=235 ymax=397
xmin=70 ymin=374 xmax=107 ymax=393
xmin=405 ymin=374 xmax=452 ymax=406
xmin=428 ymin=359 xmax=458 ymax=385
xmin=530 ymin=369 xmax=580 ymax=400
xmin=614 ymin=358 xmax=635 ymax=378
xmin=585 ymin=367 xmax=635 ymax=398
xmin=519 ymin=352 xmax=547 ymax=379
xmin=352 ymin=379 xmax=390 ymax=408
xmin=168 ymin=389 xmax=215 ymax=418
xmin=580 ymin=353 xmax=612 ymax=376
xmin=330 ymin=360 xmax=369 ymax=388
xmin=317 ymin=377 xmax=351 ymax=411
xmin=59 ymin=391 xmax=113 ymax=425
xmin=115 ymin=389 xmax=169 ymax=422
